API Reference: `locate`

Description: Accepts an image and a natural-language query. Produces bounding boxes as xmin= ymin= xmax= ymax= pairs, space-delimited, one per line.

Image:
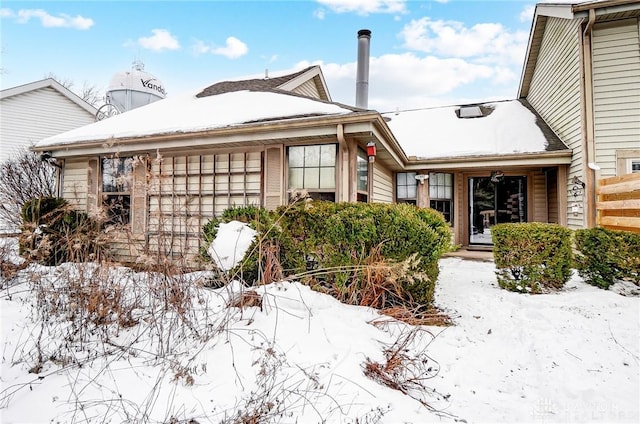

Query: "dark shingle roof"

xmin=517 ymin=99 xmax=569 ymax=152
xmin=196 ymin=67 xmax=315 ymax=98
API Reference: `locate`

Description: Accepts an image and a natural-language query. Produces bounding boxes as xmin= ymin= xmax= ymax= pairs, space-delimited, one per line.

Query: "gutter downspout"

xmin=582 ymin=8 xmax=597 ymax=228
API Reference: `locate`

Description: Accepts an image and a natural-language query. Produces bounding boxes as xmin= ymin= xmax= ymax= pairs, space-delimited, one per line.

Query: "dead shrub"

xmin=363 ymin=327 xmax=449 ymax=414
xmin=228 ymin=290 xmax=263 ymax=310
xmin=0 ymin=149 xmax=56 ymax=232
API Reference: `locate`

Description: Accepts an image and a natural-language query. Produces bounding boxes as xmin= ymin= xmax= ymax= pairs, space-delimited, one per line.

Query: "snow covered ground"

xmin=0 ymin=236 xmax=638 ymax=423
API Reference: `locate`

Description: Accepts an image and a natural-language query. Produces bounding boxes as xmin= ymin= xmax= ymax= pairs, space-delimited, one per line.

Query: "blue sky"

xmin=1 ymin=0 xmax=546 ymax=112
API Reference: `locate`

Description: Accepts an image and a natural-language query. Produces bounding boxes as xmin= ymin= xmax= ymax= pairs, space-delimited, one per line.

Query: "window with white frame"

xmin=429 ymin=172 xmax=453 ymax=223
xmin=629 ymin=159 xmax=640 ymax=174
xmin=396 ymin=172 xmax=417 ymax=204
xmin=357 ymin=148 xmax=368 ymax=202
xmin=102 ymin=157 xmax=133 ymax=225
xmin=288 ymin=144 xmax=336 ymax=201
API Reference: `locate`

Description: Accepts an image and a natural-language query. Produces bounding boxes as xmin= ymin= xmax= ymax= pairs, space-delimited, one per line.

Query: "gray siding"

xmin=0 ymin=87 xmax=95 ymax=163
xmin=526 ymin=17 xmax=584 ymax=228
xmin=592 ymin=19 xmax=640 ymax=178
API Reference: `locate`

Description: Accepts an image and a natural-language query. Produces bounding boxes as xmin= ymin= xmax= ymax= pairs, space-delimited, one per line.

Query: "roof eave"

xmin=404 ymin=150 xmax=573 ymax=170
xmin=33 ymin=111 xmax=382 ymax=154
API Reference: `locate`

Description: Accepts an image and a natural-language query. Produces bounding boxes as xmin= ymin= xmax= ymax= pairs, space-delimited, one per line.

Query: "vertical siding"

xmin=547 ymin=169 xmax=559 ymax=224
xmin=0 ymin=87 xmax=95 ymax=163
xmin=371 ymin=162 xmax=393 ymax=203
xmin=532 ymin=170 xmax=548 ymax=222
xmin=527 ymin=17 xmax=584 ymax=229
xmin=62 ymin=159 xmax=90 ymax=210
xmin=592 ymin=19 xmax=640 ymax=178
xmin=147 ymin=151 xmax=262 ymax=260
xmin=264 ymin=146 xmax=284 ymax=210
xmin=291 ymin=79 xmax=321 ymax=100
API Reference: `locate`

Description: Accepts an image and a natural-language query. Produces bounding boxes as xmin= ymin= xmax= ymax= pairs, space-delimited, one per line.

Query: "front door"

xmin=468 ymin=176 xmax=527 ymax=245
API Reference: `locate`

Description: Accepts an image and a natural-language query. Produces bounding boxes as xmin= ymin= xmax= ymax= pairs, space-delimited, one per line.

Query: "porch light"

xmin=366 ymin=141 xmax=376 ymax=163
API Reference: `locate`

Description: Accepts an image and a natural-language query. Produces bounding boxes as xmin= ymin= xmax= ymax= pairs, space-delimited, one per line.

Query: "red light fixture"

xmin=366 ymin=141 xmax=376 ymax=163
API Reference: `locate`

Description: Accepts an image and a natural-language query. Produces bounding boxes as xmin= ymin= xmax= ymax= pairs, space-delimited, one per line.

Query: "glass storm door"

xmin=469 ymin=176 xmax=527 ymax=245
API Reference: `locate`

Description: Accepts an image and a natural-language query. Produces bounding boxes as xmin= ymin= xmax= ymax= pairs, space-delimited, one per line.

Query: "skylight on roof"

xmin=458 ymin=106 xmax=483 ymax=118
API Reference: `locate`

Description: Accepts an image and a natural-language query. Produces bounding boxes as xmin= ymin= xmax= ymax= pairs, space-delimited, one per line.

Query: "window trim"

xmin=396 ymin=172 xmax=417 ymax=202
xmin=286 ymin=144 xmax=337 ymax=201
xmin=429 ymin=172 xmax=454 ymax=224
xmin=101 ymin=157 xmax=133 ymax=225
xmin=356 ymin=148 xmax=368 ymax=202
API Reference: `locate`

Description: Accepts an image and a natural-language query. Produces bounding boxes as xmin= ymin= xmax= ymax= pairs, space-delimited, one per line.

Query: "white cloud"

xmin=298 ymin=52 xmax=513 ymax=112
xmin=212 ymin=36 xmax=248 ymax=59
xmin=316 ymin=0 xmax=407 ymax=15
xmin=191 ymin=36 xmax=248 ymax=59
xmin=313 ymin=8 xmax=326 ymax=19
xmin=1 ymin=8 xmax=93 ymax=29
xmin=520 ymin=5 xmax=536 ymax=22
xmin=0 ymin=8 xmax=14 ymax=18
xmin=400 ymin=17 xmax=528 ymax=66
xmin=191 ymin=39 xmax=210 ymax=55
xmin=138 ymin=29 xmax=180 ymax=52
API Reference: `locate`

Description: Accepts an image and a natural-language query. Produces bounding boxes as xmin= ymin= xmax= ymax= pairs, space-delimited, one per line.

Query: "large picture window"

xmin=102 ymin=157 xmax=133 ymax=225
xmin=429 ymin=172 xmax=453 ymax=223
xmin=396 ymin=172 xmax=417 ymax=204
xmin=288 ymin=144 xmax=336 ymax=201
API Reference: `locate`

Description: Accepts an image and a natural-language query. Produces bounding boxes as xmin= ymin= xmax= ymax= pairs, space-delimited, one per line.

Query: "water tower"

xmin=96 ymin=61 xmax=166 ymax=120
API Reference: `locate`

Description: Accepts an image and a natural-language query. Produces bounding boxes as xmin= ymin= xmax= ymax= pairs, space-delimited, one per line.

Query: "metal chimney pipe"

xmin=356 ymin=29 xmax=371 ymax=109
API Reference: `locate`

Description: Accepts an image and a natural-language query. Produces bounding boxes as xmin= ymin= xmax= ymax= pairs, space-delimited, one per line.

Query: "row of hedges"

xmin=202 ymin=201 xmax=452 ymax=307
xmin=492 ymin=223 xmax=639 ymax=293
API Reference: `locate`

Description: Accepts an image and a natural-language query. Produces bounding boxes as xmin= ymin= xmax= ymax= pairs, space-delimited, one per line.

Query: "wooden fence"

xmin=596 ymin=173 xmax=640 ymax=233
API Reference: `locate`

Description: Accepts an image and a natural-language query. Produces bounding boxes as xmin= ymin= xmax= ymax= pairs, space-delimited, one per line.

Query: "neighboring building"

xmin=32 ymin=66 xmax=408 ymax=262
xmin=0 ymin=78 xmax=97 ymax=163
xmin=0 ymin=78 xmax=97 ymax=233
xmin=518 ymin=0 xmax=640 ymax=229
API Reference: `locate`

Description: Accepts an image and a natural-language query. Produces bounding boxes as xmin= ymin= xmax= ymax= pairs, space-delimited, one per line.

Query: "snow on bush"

xmin=206 ymin=220 xmax=257 ymax=272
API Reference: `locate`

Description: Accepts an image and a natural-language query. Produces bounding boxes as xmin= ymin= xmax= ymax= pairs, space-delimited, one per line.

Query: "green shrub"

xmin=276 ymin=201 xmax=452 ymax=305
xmin=202 ymin=202 xmax=452 ymax=307
xmin=19 ymin=196 xmax=104 ymax=266
xmin=574 ymin=227 xmax=640 ymax=289
xmin=492 ymin=222 xmax=573 ymax=293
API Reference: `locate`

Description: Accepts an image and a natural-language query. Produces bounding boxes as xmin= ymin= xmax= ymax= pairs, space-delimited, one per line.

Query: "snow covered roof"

xmin=383 ymin=99 xmax=567 ymax=160
xmin=35 ymin=89 xmax=354 ymax=148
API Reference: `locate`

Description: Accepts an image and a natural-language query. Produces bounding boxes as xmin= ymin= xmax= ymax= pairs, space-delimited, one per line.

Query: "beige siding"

xmin=0 ymin=87 xmax=95 ymax=163
xmin=147 ymin=151 xmax=262 ymax=260
xmin=371 ymin=162 xmax=393 ymax=203
xmin=527 ymin=17 xmax=584 ymax=229
xmin=592 ymin=19 xmax=640 ymax=178
xmin=264 ymin=146 xmax=284 ymax=210
xmin=62 ymin=159 xmax=90 ymax=210
xmin=291 ymin=79 xmax=321 ymax=99
xmin=546 ymin=169 xmax=559 ymax=224
xmin=532 ymin=170 xmax=548 ymax=222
